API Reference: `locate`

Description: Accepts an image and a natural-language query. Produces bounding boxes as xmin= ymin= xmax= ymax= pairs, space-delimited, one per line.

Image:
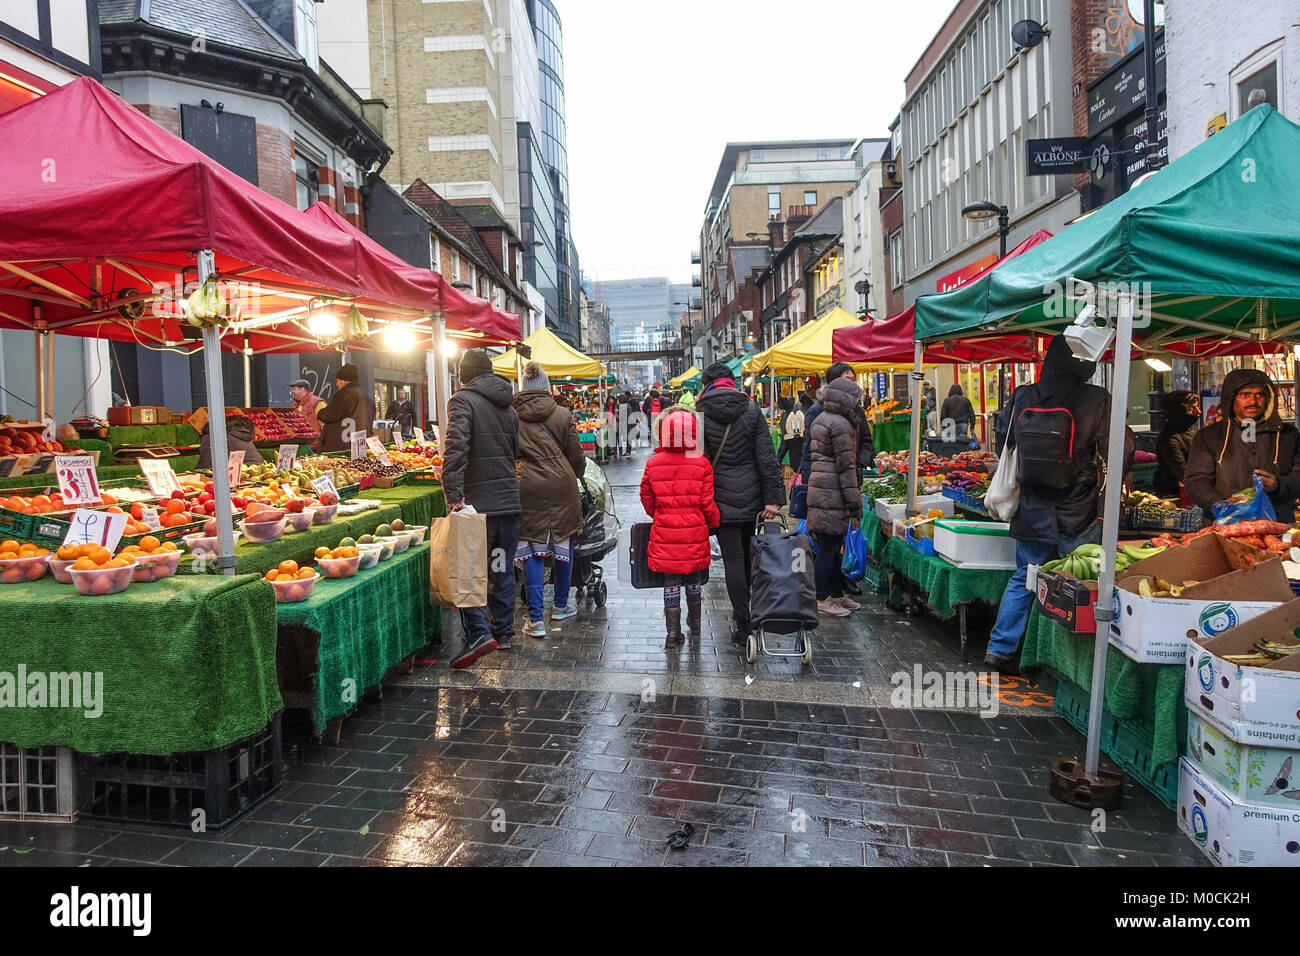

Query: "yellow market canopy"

xmin=492 ymin=326 xmax=605 ymax=380
xmin=743 ymin=307 xmax=925 ymax=375
xmin=667 ymin=365 xmax=700 ymax=388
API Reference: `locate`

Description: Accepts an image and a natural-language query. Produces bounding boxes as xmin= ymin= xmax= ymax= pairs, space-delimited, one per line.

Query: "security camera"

xmin=1063 ymin=302 xmax=1115 ymax=361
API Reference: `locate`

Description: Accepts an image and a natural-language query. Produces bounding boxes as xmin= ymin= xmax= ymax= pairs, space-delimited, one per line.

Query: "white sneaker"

xmin=817 ymin=599 xmax=851 ymax=617
xmin=835 ymin=595 xmax=862 ymax=611
xmin=524 ymin=619 xmax=546 ymax=638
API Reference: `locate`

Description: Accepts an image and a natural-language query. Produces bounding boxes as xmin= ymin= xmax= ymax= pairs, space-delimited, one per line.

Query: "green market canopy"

xmin=913 ymin=105 xmax=1300 ymax=346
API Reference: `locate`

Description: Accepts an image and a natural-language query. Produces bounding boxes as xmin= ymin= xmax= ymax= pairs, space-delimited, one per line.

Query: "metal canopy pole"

xmin=431 ymin=314 xmax=450 ymax=442
xmin=198 ymin=251 xmax=237 ymax=575
xmin=242 ymin=338 xmax=252 ymax=407
xmin=34 ymin=332 xmax=45 ymax=422
xmin=906 ymin=340 xmax=923 ymax=514
xmin=1085 ymin=291 xmax=1136 ymax=776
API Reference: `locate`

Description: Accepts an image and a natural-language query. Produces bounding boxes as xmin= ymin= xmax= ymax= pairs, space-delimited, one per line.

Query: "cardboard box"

xmin=1177 ymin=757 xmax=1300 ymax=866
xmin=1035 ymin=569 xmax=1099 ymax=633
xmin=1187 ymin=711 xmax=1300 ymax=808
xmin=1185 ymin=597 xmax=1300 ymax=742
xmin=1109 ymin=534 xmax=1291 ymax=664
xmin=107 ymin=405 xmax=171 ymax=426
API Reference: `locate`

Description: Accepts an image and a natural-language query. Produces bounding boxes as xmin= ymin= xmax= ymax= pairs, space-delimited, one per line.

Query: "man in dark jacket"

xmin=1184 ymin=369 xmax=1300 ymax=523
xmin=386 ymin=389 xmax=417 ymax=439
xmin=442 ymin=349 xmax=521 ymax=669
xmin=315 ymin=364 xmax=374 ymax=452
xmin=196 ymin=414 xmax=261 ymax=470
xmin=985 ymin=334 xmax=1109 ymax=673
xmin=1153 ymin=390 xmax=1201 ymax=498
xmin=940 ymin=384 xmax=977 ymax=439
xmin=695 ymin=363 xmax=783 ymax=645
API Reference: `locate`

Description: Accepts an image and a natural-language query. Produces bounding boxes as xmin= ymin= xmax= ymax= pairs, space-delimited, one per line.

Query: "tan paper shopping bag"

xmin=429 ymin=510 xmax=488 ymax=607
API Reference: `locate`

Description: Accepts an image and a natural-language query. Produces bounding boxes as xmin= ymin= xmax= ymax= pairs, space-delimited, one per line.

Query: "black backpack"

xmin=1016 ymin=394 xmax=1081 ymax=491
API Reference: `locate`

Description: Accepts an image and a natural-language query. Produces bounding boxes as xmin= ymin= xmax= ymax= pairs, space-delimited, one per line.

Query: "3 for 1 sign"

xmin=54 ymin=455 xmax=101 ymax=505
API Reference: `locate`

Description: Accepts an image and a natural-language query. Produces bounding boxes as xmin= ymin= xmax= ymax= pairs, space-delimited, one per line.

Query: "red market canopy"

xmin=833 ymin=231 xmax=1054 ymax=365
xmin=0 ymin=77 xmax=518 ymax=352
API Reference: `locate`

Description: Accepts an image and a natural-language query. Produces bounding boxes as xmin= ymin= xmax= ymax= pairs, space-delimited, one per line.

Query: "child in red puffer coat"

xmin=639 ymin=407 xmax=721 ymax=647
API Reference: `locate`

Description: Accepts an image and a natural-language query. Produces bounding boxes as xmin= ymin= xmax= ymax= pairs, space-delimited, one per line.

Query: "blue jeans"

xmin=524 ymin=548 xmax=573 ymax=622
xmin=986 ymin=523 xmax=1103 ymax=658
xmin=459 ymin=513 xmax=520 ymax=643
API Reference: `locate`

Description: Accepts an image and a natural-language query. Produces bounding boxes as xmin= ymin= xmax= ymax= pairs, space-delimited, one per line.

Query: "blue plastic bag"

xmin=841 ymin=523 xmax=867 ymax=581
xmin=795 ymin=519 xmax=816 ymax=553
xmin=1212 ymin=474 xmax=1278 ymax=525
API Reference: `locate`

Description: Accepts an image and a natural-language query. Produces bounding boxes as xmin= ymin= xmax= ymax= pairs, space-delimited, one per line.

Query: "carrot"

xmin=1265 ymin=535 xmax=1288 ymax=552
xmin=1237 ymin=536 xmax=1267 ymax=549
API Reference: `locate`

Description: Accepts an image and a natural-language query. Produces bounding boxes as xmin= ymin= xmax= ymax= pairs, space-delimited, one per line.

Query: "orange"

xmin=0 ymin=540 xmax=18 ymax=553
xmin=314 ymin=547 xmax=330 ymax=559
xmin=105 ymin=507 xmax=125 ymax=515
xmin=87 ymin=546 xmax=111 ymax=565
xmin=275 ymin=572 xmax=294 ymax=582
xmin=30 ymin=495 xmax=50 ymax=508
xmin=296 ymin=568 xmax=315 ymax=580
xmin=100 ymin=493 xmax=117 ymax=505
xmin=159 ymin=542 xmax=177 ymax=553
xmin=73 ymin=557 xmax=97 ymax=571
xmin=278 ymin=560 xmax=298 ymax=575
xmin=107 ymin=557 xmax=130 ymax=569
xmin=164 ymin=499 xmax=186 ymax=515
xmin=163 ymin=513 xmax=186 ymax=527
xmin=264 ymin=569 xmax=277 ymax=582
xmin=0 ymin=551 xmax=18 ymax=561
xmin=56 ymin=544 xmax=78 ymax=560
xmin=139 ymin=536 xmax=161 ymax=552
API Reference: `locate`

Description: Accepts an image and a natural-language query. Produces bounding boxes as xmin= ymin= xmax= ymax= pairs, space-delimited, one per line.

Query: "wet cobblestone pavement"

xmin=0 ymin=446 xmax=1204 ymax=866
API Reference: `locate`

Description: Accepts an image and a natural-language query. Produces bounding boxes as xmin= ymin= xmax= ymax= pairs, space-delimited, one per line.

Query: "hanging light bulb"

xmin=443 ymin=339 xmax=459 ymax=359
xmin=384 ymin=323 xmax=414 ymax=352
xmin=307 ymin=308 xmax=341 ymax=338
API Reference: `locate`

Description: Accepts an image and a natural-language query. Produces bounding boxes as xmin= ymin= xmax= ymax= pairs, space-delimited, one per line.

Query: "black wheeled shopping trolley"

xmin=745 ymin=516 xmax=818 ymax=667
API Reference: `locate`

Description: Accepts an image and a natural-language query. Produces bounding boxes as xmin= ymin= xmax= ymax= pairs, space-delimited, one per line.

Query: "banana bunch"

xmin=1041 ymin=542 xmax=1168 ymax=581
xmin=1137 ymin=576 xmax=1199 ymax=597
xmin=184 ymin=275 xmax=239 ymax=329
xmin=347 ymin=305 xmax=368 ymax=342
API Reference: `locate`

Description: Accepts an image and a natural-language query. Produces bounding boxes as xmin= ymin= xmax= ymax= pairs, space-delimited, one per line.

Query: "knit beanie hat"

xmin=336 ymin=364 xmax=359 ymax=383
xmin=521 ymin=360 xmax=550 ymax=392
xmin=458 ymin=348 xmax=493 ymax=383
xmin=701 ymin=362 xmax=734 ymax=388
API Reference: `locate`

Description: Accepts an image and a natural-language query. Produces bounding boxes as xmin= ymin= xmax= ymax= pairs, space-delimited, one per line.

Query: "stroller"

xmin=517 ymin=458 xmax=620 ymax=608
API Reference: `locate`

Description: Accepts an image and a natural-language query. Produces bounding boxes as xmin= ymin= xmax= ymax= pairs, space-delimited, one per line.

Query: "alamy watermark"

xmin=0 ymin=667 xmax=103 ymax=718
xmin=890 ymin=664 xmax=999 ymax=718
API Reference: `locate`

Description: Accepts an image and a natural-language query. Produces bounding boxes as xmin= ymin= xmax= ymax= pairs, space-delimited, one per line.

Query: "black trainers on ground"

xmin=451 ymin=634 xmax=498 ymax=670
xmin=494 ymin=634 xmax=513 ymax=651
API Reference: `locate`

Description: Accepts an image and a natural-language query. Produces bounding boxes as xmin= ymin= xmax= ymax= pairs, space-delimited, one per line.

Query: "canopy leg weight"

xmin=399 ymin=651 xmax=417 ymax=675
xmin=1049 ymin=756 xmax=1123 ymax=810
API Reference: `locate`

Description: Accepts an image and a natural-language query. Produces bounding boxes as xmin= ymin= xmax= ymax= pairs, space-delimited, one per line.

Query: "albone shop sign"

xmin=1026 ymin=137 xmax=1089 ymax=175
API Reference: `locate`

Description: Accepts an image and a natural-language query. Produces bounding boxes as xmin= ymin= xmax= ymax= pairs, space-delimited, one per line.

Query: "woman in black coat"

xmin=695 ymin=363 xmax=783 ymax=645
xmin=807 ymin=378 xmax=865 ymax=617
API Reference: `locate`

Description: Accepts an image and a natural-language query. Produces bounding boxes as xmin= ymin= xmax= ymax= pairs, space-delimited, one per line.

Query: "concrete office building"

xmin=841 ymin=138 xmax=890 ymax=319
xmin=900 ymin=0 xmax=1078 ymax=306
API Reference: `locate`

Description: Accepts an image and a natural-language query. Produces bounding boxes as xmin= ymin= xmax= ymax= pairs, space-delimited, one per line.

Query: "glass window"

xmin=430 ymin=236 xmax=441 ymax=272
xmin=293 ymin=148 xmax=319 ymax=211
xmin=1238 ymin=61 xmax=1278 ymax=114
xmin=890 ymin=231 xmax=903 ymax=289
xmin=452 ymin=251 xmax=461 ymax=281
xmin=769 ymin=189 xmax=780 ymax=214
xmin=804 ymin=190 xmax=817 ymax=206
xmin=295 ymin=0 xmax=318 ymax=71
xmin=752 ymin=149 xmax=763 ymax=161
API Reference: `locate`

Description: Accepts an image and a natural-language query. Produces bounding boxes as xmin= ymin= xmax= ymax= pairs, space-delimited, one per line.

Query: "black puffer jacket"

xmin=940 ymin=384 xmax=976 ymax=431
xmin=1183 ymin=369 xmax=1300 ymax=523
xmin=1007 ymin=335 xmax=1109 ymax=544
xmin=442 ymin=374 xmax=520 ymax=515
xmin=316 ymin=381 xmax=374 ymax=453
xmin=807 ymin=379 xmax=865 ymax=535
xmin=1153 ymin=391 xmax=1200 ymax=498
xmin=197 ymin=415 xmax=262 ymax=470
xmin=696 ymin=385 xmax=783 ymax=524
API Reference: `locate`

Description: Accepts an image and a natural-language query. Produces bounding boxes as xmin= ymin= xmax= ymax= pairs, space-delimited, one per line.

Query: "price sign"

xmin=311 ymin=475 xmax=338 ymax=499
xmin=139 ymin=506 xmax=163 ymax=531
xmin=280 ymin=483 xmax=298 ymax=500
xmin=61 ymin=509 xmax=129 ymax=553
xmin=350 ymin=430 xmax=368 ymax=460
xmin=365 ymin=436 xmax=391 ymax=465
xmin=227 ymin=450 xmax=245 ymax=486
xmin=326 ymin=469 xmax=335 ymax=485
xmin=54 ymin=455 xmax=101 ymax=506
xmin=139 ymin=458 xmax=183 ymax=497
xmin=277 ymin=444 xmax=298 ymax=471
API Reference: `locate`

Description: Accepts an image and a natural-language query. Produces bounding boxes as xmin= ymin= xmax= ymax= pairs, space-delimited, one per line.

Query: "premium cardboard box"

xmin=1177 ymin=757 xmax=1300 ymax=867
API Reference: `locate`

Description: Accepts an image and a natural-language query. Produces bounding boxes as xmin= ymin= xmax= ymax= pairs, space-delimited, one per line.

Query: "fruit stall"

xmin=0 ymin=77 xmax=521 ymax=827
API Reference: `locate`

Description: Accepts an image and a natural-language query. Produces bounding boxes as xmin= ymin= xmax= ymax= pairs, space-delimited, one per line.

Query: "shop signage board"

xmin=139 ymin=458 xmax=182 ymax=497
xmin=1026 ymin=137 xmax=1090 ymax=175
xmin=937 ymin=253 xmax=999 ymax=294
xmin=54 ymin=455 xmax=101 ymax=506
xmin=874 ymin=373 xmax=888 ymax=400
xmin=1087 ymin=34 xmax=1166 ymax=137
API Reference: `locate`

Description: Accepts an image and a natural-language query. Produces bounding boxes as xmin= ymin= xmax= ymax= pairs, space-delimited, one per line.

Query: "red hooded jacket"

xmin=639 ymin=409 xmax=721 ymax=574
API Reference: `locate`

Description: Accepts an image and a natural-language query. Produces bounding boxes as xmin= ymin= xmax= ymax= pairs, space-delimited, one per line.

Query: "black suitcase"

xmin=749 ymin=520 xmax=817 ymax=634
xmin=627 ymin=522 xmax=710 ymax=590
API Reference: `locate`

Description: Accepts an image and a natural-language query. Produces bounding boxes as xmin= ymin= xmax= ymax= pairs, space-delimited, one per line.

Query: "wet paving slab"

xmin=0 ymin=447 xmax=1204 ymax=866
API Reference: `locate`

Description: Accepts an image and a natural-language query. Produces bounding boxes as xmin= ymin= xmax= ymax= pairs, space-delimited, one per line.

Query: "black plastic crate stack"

xmin=78 ymin=712 xmax=282 ymax=831
xmin=0 ymin=744 xmax=76 ymax=822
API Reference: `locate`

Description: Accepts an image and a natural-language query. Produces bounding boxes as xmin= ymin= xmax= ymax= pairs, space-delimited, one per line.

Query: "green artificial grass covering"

xmin=858 ymin=509 xmax=888 ymax=557
xmin=0 ymin=572 xmax=280 ymax=754
xmin=107 ymin=424 xmax=177 ymax=449
xmin=276 ymin=543 xmax=437 ymax=732
xmin=872 ymin=417 xmax=911 ymax=453
xmin=1021 ymin=609 xmax=1185 ymax=769
xmin=356 ymin=483 xmax=446 ymax=529
xmin=883 ymin=535 xmax=1013 ymax=620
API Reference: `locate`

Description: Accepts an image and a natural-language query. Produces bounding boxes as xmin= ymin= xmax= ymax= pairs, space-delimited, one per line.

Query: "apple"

xmin=203 ymin=518 xmax=219 ymax=536
xmin=171 ymin=490 xmax=186 ymax=501
xmin=130 ymin=503 xmax=143 ymax=520
xmin=391 ymin=519 xmax=405 ymax=532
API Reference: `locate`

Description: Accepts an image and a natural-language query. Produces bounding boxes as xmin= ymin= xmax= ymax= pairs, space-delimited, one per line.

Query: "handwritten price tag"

xmin=227 ymin=450 xmax=245 ymax=487
xmin=139 ymin=458 xmax=182 ymax=497
xmin=139 ymin=506 xmax=163 ymax=531
xmin=61 ymin=509 xmax=129 ymax=552
xmin=311 ymin=475 xmax=338 ymax=499
xmin=365 ymin=436 xmax=391 ymax=465
xmin=277 ymin=444 xmax=298 ymax=471
xmin=280 ymin=483 xmax=298 ymax=500
xmin=350 ymin=431 xmax=368 ymax=460
xmin=54 ymin=455 xmax=101 ymax=506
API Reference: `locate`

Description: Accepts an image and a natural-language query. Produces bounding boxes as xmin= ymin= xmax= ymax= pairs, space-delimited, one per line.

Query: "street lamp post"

xmin=962 ymin=200 xmax=1009 ymax=257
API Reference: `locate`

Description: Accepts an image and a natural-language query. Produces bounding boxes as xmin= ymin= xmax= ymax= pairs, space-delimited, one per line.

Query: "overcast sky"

xmin=561 ymin=0 xmax=960 ymax=286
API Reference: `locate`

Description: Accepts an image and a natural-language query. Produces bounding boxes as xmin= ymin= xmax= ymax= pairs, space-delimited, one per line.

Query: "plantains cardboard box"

xmin=1185 ymin=596 xmax=1300 ymax=743
xmin=1187 ymin=710 xmax=1300 ymax=809
xmin=1109 ymin=534 xmax=1292 ymax=664
xmin=1177 ymin=757 xmax=1300 ymax=867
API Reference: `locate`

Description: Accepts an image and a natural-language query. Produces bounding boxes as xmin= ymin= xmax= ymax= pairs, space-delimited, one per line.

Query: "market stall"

xmin=910 ymin=103 xmax=1300 ymax=819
